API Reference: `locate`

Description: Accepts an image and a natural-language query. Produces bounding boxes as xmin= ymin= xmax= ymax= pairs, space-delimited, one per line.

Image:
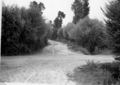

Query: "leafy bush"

xmin=2 ymin=2 xmax=48 ymax=56
xmin=68 ymin=17 xmax=108 ymax=54
xmin=68 ymin=61 xmax=120 ymax=85
xmin=62 ymin=23 xmax=75 ymax=40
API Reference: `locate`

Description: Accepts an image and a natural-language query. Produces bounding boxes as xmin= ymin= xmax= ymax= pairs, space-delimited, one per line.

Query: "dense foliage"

xmin=103 ymin=0 xmax=120 ymax=54
xmin=71 ymin=0 xmax=89 ymax=24
xmin=63 ymin=17 xmax=107 ymax=54
xmin=62 ymin=23 xmax=75 ymax=40
xmin=2 ymin=1 xmax=48 ymax=56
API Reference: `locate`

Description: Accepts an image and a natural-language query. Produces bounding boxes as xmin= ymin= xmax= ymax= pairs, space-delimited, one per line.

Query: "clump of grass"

xmin=67 ymin=61 xmax=120 ymax=85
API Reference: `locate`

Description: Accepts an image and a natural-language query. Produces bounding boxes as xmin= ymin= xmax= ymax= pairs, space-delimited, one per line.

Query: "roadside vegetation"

xmin=2 ymin=1 xmax=49 ymax=56
xmin=1 ymin=0 xmax=120 ymax=84
xmin=52 ymin=0 xmax=120 ymax=56
xmin=64 ymin=17 xmax=108 ymax=55
xmin=2 ymin=0 xmax=119 ymax=56
xmin=52 ymin=0 xmax=110 ymax=55
xmin=67 ymin=0 xmax=120 ymax=85
xmin=68 ymin=61 xmax=120 ymax=85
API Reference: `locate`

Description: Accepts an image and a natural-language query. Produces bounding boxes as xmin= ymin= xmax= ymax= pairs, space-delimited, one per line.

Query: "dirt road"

xmin=0 ymin=40 xmax=114 ymax=85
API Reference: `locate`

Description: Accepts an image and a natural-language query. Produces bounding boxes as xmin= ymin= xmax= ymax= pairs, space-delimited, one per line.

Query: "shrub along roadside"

xmin=2 ymin=2 xmax=48 ymax=56
xmin=67 ymin=61 xmax=120 ymax=85
xmin=61 ymin=17 xmax=108 ymax=55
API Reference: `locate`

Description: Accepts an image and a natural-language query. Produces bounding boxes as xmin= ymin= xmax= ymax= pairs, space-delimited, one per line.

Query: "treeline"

xmin=61 ymin=17 xmax=108 ymax=54
xmin=51 ymin=0 xmax=107 ymax=54
xmin=51 ymin=0 xmax=120 ymax=55
xmin=2 ymin=1 xmax=49 ymax=56
xmin=2 ymin=0 xmax=120 ymax=56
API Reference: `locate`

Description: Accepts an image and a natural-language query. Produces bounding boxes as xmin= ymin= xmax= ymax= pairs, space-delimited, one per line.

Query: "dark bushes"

xmin=2 ymin=3 xmax=48 ymax=56
xmin=100 ymin=62 xmax=120 ymax=81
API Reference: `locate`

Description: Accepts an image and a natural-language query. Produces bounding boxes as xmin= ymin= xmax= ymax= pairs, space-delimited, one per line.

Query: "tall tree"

xmin=52 ymin=11 xmax=65 ymax=39
xmin=30 ymin=1 xmax=38 ymax=9
xmin=71 ymin=0 xmax=89 ymax=24
xmin=103 ymin=0 xmax=120 ymax=54
xmin=38 ymin=2 xmax=45 ymax=15
xmin=30 ymin=1 xmax=45 ymax=15
xmin=54 ymin=11 xmax=65 ymax=28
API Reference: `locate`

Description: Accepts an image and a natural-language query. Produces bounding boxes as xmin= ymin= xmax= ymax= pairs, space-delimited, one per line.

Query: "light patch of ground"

xmin=0 ymin=40 xmax=114 ymax=85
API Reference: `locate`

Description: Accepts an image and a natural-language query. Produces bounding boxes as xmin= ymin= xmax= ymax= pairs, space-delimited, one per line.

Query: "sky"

xmin=2 ymin=0 xmax=112 ymax=25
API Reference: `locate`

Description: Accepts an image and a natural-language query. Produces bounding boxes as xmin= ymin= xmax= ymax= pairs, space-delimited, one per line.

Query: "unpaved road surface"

xmin=0 ymin=40 xmax=114 ymax=85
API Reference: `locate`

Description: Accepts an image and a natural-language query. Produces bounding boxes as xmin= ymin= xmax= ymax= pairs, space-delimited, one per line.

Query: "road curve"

xmin=0 ymin=40 xmax=114 ymax=85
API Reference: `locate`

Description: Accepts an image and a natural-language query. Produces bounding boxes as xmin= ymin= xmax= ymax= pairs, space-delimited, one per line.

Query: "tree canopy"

xmin=30 ymin=1 xmax=45 ymax=15
xmin=53 ymin=11 xmax=66 ymax=28
xmin=51 ymin=11 xmax=65 ymax=40
xmin=71 ymin=0 xmax=89 ymax=24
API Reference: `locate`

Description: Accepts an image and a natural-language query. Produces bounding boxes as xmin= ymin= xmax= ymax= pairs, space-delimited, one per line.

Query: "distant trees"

xmin=71 ymin=0 xmax=89 ymax=24
xmin=103 ymin=0 xmax=120 ymax=54
xmin=52 ymin=11 xmax=65 ymax=39
xmin=2 ymin=1 xmax=48 ymax=56
xmin=53 ymin=11 xmax=65 ymax=28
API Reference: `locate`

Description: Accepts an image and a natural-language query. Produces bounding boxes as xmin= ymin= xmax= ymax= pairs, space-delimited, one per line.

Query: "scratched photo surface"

xmin=1 ymin=0 xmax=120 ymax=85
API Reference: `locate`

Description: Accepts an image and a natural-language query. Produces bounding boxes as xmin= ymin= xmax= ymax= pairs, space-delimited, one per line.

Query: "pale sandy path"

xmin=0 ymin=40 xmax=114 ymax=85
